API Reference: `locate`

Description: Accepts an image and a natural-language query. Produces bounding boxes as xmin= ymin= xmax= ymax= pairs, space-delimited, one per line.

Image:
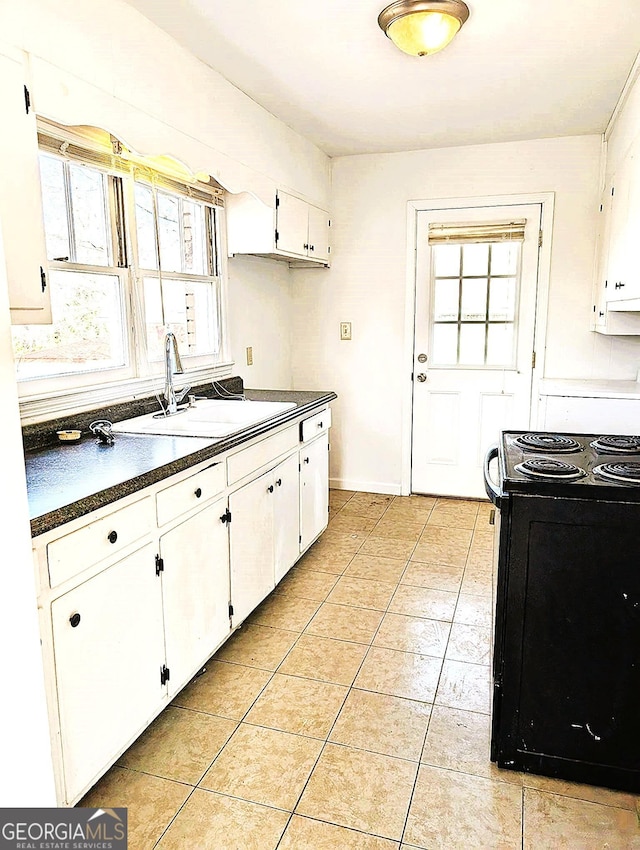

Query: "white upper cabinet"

xmin=0 ymin=50 xmax=51 ymax=323
xmin=226 ymin=189 xmax=331 ymax=267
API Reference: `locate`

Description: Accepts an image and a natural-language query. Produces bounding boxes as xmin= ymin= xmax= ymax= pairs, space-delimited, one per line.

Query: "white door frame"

xmin=401 ymin=192 xmax=555 ymax=496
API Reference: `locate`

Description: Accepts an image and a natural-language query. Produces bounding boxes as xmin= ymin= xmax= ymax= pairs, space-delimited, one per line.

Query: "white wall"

xmin=226 ymin=255 xmax=293 ymax=389
xmin=291 ymin=134 xmax=633 ymax=493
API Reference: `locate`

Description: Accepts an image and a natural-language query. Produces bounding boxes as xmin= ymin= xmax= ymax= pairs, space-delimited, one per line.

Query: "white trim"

xmin=402 ymin=192 xmax=555 ymax=495
xmin=329 ymin=476 xmax=401 ymax=496
xmin=605 ymin=50 xmax=640 ymax=142
xmin=19 ymin=361 xmax=234 ymax=424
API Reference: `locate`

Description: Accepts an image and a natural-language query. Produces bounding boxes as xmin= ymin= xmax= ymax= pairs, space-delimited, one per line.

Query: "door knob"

xmin=416 ymin=373 xmax=427 ymax=382
xmin=417 ymin=353 xmax=427 ymax=363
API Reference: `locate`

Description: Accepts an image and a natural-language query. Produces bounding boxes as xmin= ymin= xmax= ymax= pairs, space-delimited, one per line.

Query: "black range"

xmin=484 ymin=431 xmax=640 ymax=793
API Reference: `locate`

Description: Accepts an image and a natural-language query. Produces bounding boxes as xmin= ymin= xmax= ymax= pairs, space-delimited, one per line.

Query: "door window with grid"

xmin=429 ymin=221 xmax=524 ymax=368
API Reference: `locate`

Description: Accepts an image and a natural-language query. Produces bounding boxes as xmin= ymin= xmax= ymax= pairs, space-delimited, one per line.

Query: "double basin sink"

xmin=112 ymin=398 xmax=297 ymax=439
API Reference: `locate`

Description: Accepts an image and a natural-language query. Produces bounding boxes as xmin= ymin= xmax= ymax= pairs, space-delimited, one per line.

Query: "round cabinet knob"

xmin=416 ymin=373 xmax=427 ymax=383
xmin=318 ymin=421 xmax=323 ymax=428
xmin=107 ymin=530 xmax=118 ymax=544
xmin=267 ymin=484 xmax=274 ymax=493
xmin=276 ymin=478 xmax=282 ymax=487
xmin=417 ymin=353 xmax=428 ymax=363
xmin=303 ymin=457 xmax=310 ymax=464
xmin=194 ymin=487 xmax=202 ymax=498
xmin=69 ymin=613 xmax=81 ymax=628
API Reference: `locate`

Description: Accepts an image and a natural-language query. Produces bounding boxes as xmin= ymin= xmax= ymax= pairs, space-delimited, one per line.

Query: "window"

xmin=11 ymin=126 xmax=227 ymax=397
xmin=428 ymin=221 xmax=523 ymax=368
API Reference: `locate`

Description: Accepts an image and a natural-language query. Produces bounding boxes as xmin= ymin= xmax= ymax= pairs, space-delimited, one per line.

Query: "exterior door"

xmin=412 ymin=204 xmax=542 ymax=498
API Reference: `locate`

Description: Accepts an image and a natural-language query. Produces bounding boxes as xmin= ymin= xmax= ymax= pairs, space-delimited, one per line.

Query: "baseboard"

xmin=329 ymin=477 xmax=402 ymax=496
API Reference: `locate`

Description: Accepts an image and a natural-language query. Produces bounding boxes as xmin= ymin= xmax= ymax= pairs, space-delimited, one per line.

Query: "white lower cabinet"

xmin=37 ymin=404 xmax=332 ymax=804
xmin=159 ymin=496 xmax=231 ymax=697
xmin=229 ymin=454 xmax=300 ymax=624
xmin=51 ymin=543 xmax=165 ymax=802
xmin=300 ymin=433 xmax=329 ymax=551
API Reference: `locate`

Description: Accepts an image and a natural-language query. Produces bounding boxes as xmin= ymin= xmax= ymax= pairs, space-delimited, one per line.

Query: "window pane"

xmin=459 ymin=323 xmax=486 ymax=365
xmin=134 ymin=184 xmax=158 ymax=270
xmin=183 ymin=200 xmax=207 ymax=275
xmin=187 ymin=280 xmax=219 ymax=355
xmin=433 ymin=278 xmax=459 ymax=321
xmin=489 ymin=277 xmax=517 ymax=321
xmin=39 ymin=155 xmax=70 ymax=261
xmin=433 ymin=244 xmax=460 ymax=277
xmin=462 ymin=243 xmax=489 ymax=276
xmin=431 ymin=323 xmax=458 ymax=365
xmin=491 ymin=242 xmax=519 ymax=275
xmin=158 ymin=192 xmax=181 ymax=272
xmin=143 ymin=277 xmax=165 ymax=362
xmin=12 ymin=271 xmax=126 ymax=379
xmin=461 ymin=278 xmax=488 ymax=321
xmin=69 ymin=164 xmax=110 ymax=266
xmin=487 ymin=323 xmax=515 ymax=366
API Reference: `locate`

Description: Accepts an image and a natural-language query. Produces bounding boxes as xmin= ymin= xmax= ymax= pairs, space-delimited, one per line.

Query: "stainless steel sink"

xmin=112 ymin=399 xmax=297 ymax=438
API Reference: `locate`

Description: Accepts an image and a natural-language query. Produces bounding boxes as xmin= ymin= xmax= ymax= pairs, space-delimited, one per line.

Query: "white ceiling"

xmin=123 ymin=0 xmax=640 ymax=157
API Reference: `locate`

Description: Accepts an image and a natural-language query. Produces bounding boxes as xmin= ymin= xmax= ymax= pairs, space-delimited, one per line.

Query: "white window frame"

xmin=16 ymin=125 xmax=233 ymax=423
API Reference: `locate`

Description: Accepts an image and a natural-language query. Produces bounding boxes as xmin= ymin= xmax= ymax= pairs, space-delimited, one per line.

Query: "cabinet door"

xmin=307 ymin=205 xmax=331 ymax=262
xmin=51 ymin=543 xmax=164 ymax=803
xmin=159 ymin=497 xmax=231 ymax=696
xmin=276 ymin=191 xmax=309 ymax=257
xmin=300 ymin=433 xmax=329 ymax=552
xmin=274 ymin=454 xmax=301 ymax=584
xmin=0 ymin=51 xmax=51 ymax=322
xmin=592 ymin=182 xmax=613 ymax=328
xmin=606 ymin=157 xmax=633 ymax=302
xmin=229 ymin=470 xmax=275 ymax=625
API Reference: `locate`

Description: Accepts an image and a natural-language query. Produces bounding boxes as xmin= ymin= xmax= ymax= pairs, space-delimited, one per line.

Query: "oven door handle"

xmin=484 ymin=444 xmax=507 ymax=509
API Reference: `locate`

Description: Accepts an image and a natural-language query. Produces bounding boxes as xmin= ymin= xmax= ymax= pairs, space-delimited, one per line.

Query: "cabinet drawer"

xmin=227 ymin=425 xmax=298 ymax=485
xmin=47 ymin=497 xmax=154 ymax=588
xmin=156 ymin=462 xmax=226 ymax=526
xmin=300 ymin=408 xmax=331 ymax=443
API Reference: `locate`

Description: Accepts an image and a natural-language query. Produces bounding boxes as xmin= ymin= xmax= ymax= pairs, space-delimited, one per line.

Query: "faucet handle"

xmin=175 ymin=385 xmax=192 ymax=405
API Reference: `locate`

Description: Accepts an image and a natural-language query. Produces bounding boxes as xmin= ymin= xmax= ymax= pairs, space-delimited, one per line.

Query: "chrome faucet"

xmin=162 ymin=331 xmax=190 ymax=416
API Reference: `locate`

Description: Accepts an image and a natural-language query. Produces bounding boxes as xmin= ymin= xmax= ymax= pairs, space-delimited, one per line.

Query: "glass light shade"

xmin=387 ymin=10 xmax=461 ymax=55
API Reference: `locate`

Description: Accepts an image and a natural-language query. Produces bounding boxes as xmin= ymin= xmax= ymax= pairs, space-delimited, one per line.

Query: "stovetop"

xmin=500 ymin=431 xmax=640 ymax=501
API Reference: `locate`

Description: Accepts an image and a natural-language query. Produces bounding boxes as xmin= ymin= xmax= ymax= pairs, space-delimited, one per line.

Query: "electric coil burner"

xmin=591 ymin=435 xmax=640 ymax=454
xmin=593 ymin=461 xmax=640 ymax=484
xmin=513 ymin=433 xmax=582 ymax=453
xmin=514 ymin=457 xmax=586 ymax=480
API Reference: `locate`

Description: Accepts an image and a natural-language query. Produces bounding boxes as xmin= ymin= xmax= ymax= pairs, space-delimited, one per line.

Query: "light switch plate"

xmin=246 ymin=346 xmax=253 ymax=365
xmin=340 ymin=322 xmax=352 ymax=340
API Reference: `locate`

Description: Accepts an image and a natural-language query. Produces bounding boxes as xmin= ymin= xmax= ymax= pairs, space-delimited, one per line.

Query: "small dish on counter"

xmin=56 ymin=430 xmax=81 ymax=442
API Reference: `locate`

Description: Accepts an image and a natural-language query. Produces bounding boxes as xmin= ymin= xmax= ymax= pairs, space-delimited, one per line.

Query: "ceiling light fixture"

xmin=378 ymin=0 xmax=469 ymax=57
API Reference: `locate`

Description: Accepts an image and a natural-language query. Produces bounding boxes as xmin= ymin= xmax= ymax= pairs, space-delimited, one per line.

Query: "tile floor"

xmin=81 ymin=491 xmax=640 ymax=849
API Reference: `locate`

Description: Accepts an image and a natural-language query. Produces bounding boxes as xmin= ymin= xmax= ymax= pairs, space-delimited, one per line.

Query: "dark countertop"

xmin=26 ymin=385 xmax=336 ymax=537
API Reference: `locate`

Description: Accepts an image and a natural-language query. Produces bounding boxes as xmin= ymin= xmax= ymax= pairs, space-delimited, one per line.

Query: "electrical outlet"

xmin=340 ymin=322 xmax=352 ymax=341
xmin=246 ymin=346 xmax=253 ymax=366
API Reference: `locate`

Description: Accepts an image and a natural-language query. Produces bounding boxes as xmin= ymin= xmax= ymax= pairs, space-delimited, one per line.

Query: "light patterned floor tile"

xmin=401 ymin=561 xmax=464 ymax=592
xmin=249 ymin=592 xmax=322 ymax=631
xmin=345 ymin=553 xmax=408 ymax=583
xmin=435 ymin=660 xmax=491 ymax=714
xmin=297 ymin=743 xmax=418 ymax=841
xmin=522 ymin=788 xmax=640 ymax=850
xmin=157 ymin=789 xmax=289 ymax=849
xmin=305 ymin=602 xmax=384 ymax=644
xmin=172 ymin=661 xmax=272 ymax=720
xmin=79 ymin=766 xmax=191 ymax=849
xmin=200 ymin=724 xmax=323 ymax=810
xmin=276 ymin=568 xmax=339 ymax=602
xmin=389 ymin=585 xmax=457 ymax=621
xmin=404 ymin=765 xmax=523 ymax=849
xmin=244 ymin=672 xmax=348 ymax=738
xmin=278 ymin=634 xmax=368 ymax=685
xmin=454 ymin=593 xmax=492 ymax=628
xmin=214 ymin=624 xmax=298 ymax=671
xmin=279 ymin=816 xmax=400 ymax=849
xmin=445 ymin=622 xmax=491 ymax=665
xmin=374 ymin=613 xmax=450 ymax=657
xmin=359 ymin=536 xmax=418 ymax=560
xmin=330 ymin=688 xmax=431 ymax=760
xmin=355 ymin=646 xmax=442 ymax=702
xmin=117 ymin=706 xmax=236 ymax=784
xmin=327 ymin=575 xmax=397 ymax=611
